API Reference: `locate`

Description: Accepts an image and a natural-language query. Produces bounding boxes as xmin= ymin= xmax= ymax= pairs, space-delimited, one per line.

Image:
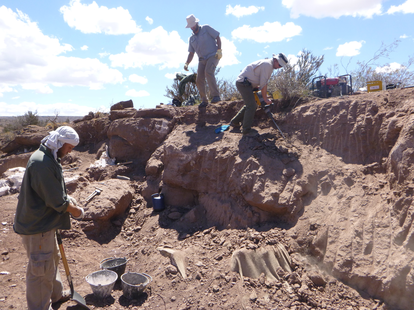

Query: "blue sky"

xmin=1 ymin=0 xmax=413 ymax=116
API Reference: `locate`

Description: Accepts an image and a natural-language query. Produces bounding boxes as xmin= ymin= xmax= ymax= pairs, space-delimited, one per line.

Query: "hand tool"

xmin=253 ymin=91 xmax=285 ymax=139
xmin=85 ymin=187 xmax=102 ymax=203
xmin=56 ymin=230 xmax=90 ymax=309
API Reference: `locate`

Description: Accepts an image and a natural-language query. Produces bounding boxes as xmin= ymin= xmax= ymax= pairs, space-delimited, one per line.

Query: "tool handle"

xmin=56 ymin=230 xmax=74 ymax=297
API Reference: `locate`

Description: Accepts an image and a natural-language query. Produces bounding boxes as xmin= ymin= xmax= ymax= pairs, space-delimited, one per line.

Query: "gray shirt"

xmin=236 ymin=58 xmax=274 ymax=90
xmin=188 ymin=25 xmax=220 ymax=60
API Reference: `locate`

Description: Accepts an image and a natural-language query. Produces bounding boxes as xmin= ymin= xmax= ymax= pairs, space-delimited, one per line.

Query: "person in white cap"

xmin=184 ymin=14 xmax=222 ymax=108
xmin=230 ymin=53 xmax=288 ymax=136
xmin=14 ymin=126 xmax=85 ymax=310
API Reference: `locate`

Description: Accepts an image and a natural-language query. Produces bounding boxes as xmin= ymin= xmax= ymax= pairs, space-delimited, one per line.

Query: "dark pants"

xmin=231 ymin=81 xmax=257 ymax=133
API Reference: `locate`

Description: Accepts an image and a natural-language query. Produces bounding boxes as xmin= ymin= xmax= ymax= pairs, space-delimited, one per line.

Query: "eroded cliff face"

xmin=2 ymin=88 xmax=414 ymax=309
xmin=138 ymin=88 xmax=414 ymax=310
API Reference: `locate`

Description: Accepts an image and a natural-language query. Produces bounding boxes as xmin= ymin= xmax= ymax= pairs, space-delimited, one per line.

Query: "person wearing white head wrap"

xmin=41 ymin=126 xmax=79 ymax=160
xmin=14 ymin=125 xmax=84 ymax=309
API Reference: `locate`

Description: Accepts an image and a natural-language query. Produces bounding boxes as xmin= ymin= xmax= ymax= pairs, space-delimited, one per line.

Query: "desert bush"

xmin=164 ymin=67 xmax=241 ymax=105
xmin=268 ymin=49 xmax=324 ymax=110
xmin=165 ymin=71 xmax=199 ymax=105
xmin=342 ymin=39 xmax=414 ymax=90
xmin=3 ymin=111 xmax=44 ymax=133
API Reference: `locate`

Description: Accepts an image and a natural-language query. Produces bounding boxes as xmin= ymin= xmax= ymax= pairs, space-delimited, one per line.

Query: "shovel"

xmin=56 ymin=230 xmax=90 ymax=309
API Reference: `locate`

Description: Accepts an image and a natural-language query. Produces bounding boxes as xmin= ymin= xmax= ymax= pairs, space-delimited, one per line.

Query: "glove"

xmin=215 ymin=49 xmax=222 ymax=60
xmin=68 ymin=195 xmax=78 ymax=206
xmin=72 ymin=207 xmax=85 ymax=220
xmin=184 ymin=63 xmax=189 ymax=71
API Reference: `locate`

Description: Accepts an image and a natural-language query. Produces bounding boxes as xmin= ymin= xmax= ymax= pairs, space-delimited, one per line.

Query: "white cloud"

xmin=219 ymin=37 xmax=241 ymax=66
xmin=21 ymin=84 xmax=53 ymax=94
xmin=0 ymin=101 xmax=99 ymax=116
xmin=375 ymin=62 xmax=405 ymax=73
xmin=146 ymin=16 xmax=153 ymax=25
xmin=232 ymin=22 xmax=302 ymax=43
xmin=336 ymin=41 xmax=365 ymax=57
xmin=99 ymin=52 xmax=110 ymax=58
xmin=165 ymin=73 xmax=177 ymax=79
xmin=129 ymin=74 xmax=148 ymax=84
xmin=0 ymin=7 xmax=125 ymax=93
xmin=0 ymin=84 xmax=14 ymax=97
xmin=109 ymin=26 xmax=188 ymax=69
xmin=126 ymin=89 xmax=150 ymax=97
xmin=400 ymin=34 xmax=409 ymax=39
xmin=225 ymin=5 xmax=265 ymax=18
xmin=282 ymin=0 xmax=382 ymax=19
xmin=387 ymin=0 xmax=414 ymax=14
xmin=60 ymin=0 xmax=141 ymax=34
xmin=81 ymin=45 xmax=88 ymax=50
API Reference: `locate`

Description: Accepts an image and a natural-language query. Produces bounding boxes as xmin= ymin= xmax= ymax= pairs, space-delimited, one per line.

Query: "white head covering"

xmin=185 ymin=14 xmax=199 ymax=28
xmin=273 ymin=53 xmax=288 ymax=68
xmin=41 ymin=126 xmax=79 ymax=160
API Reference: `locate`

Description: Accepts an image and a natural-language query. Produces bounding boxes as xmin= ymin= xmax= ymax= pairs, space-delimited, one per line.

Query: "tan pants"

xmin=196 ymin=56 xmax=220 ymax=102
xmin=21 ymin=230 xmax=64 ymax=310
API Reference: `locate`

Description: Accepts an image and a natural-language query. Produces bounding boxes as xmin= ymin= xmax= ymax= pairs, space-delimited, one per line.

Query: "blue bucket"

xmin=151 ymin=193 xmax=165 ymax=211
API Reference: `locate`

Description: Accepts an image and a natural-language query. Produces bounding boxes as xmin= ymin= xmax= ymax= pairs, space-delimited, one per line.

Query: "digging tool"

xmin=253 ymin=91 xmax=285 ymax=139
xmin=56 ymin=230 xmax=90 ymax=309
xmin=85 ymin=187 xmax=102 ymax=203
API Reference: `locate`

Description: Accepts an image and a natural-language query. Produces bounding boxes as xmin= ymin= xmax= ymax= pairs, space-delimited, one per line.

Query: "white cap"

xmin=185 ymin=14 xmax=199 ymax=28
xmin=273 ymin=53 xmax=288 ymax=68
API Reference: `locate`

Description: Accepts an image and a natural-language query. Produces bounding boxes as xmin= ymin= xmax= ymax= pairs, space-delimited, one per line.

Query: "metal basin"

xmin=86 ymin=269 xmax=118 ymax=298
xmin=121 ymin=272 xmax=152 ymax=299
xmin=100 ymin=257 xmax=128 ymax=279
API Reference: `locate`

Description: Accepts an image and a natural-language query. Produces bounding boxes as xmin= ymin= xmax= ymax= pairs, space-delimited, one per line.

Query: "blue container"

xmin=151 ymin=193 xmax=165 ymax=211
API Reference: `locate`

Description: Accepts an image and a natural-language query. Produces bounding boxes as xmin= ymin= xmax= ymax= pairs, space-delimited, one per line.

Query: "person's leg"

xmin=231 ymin=82 xmax=249 ymax=124
xmin=233 ymin=82 xmax=257 ymax=132
xmin=22 ymin=230 xmax=58 ymax=310
xmin=196 ymin=59 xmax=208 ymax=103
xmin=205 ymin=56 xmax=220 ymax=100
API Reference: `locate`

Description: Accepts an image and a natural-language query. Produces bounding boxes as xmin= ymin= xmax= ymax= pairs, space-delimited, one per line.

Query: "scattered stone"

xmin=168 ymin=212 xmax=182 ymax=220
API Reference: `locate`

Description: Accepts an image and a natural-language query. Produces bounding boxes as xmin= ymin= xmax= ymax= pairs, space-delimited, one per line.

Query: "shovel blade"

xmin=72 ymin=290 xmax=89 ymax=309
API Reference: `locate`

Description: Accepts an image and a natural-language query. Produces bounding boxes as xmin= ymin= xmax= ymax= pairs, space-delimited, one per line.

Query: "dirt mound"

xmin=1 ymin=89 xmax=414 ymax=309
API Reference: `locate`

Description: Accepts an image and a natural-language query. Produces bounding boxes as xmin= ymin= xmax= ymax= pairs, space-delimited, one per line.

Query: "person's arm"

xmin=67 ymin=202 xmax=83 ymax=218
xmin=216 ymin=36 xmax=221 ymax=49
xmin=184 ymin=52 xmax=195 ymax=71
xmin=215 ymin=36 xmax=222 ymax=60
xmin=261 ymin=84 xmax=273 ymax=105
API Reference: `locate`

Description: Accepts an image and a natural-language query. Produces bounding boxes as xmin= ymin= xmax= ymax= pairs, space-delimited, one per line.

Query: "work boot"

xmin=242 ymin=128 xmax=259 ymax=137
xmin=52 ymin=290 xmax=71 ymax=307
xmin=211 ymin=96 xmax=221 ymax=103
xmin=199 ymin=101 xmax=208 ymax=108
xmin=230 ymin=121 xmax=241 ymax=128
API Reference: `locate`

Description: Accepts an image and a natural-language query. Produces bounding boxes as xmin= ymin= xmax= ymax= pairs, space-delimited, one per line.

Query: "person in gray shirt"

xmin=184 ymin=14 xmax=222 ymax=108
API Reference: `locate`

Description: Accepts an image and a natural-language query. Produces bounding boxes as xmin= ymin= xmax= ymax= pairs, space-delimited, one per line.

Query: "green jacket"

xmin=14 ymin=144 xmax=71 ymax=235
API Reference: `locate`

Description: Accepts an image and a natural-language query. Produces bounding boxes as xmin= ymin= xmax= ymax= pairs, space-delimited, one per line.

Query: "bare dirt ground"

xmin=1 ymin=153 xmax=384 ymax=310
xmin=4 ymin=88 xmax=414 ymax=309
xmin=0 ymin=191 xmax=382 ymax=310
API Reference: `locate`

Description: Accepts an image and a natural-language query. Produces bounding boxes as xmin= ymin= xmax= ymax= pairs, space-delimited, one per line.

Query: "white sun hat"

xmin=185 ymin=14 xmax=199 ymax=28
